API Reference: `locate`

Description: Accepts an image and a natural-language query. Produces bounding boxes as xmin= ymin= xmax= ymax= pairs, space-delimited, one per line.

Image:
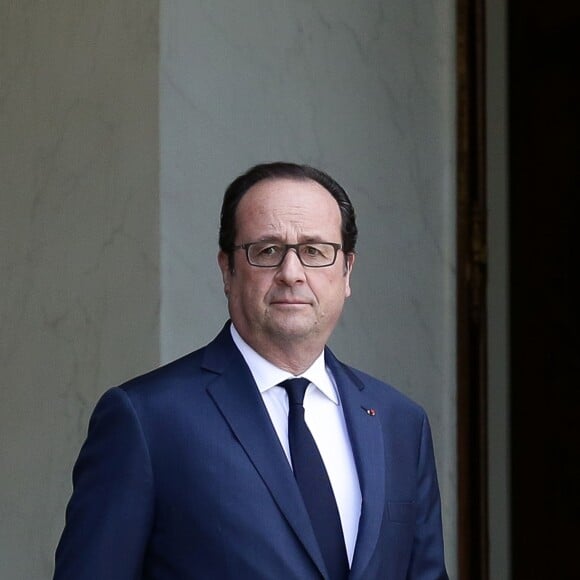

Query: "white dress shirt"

xmin=230 ymin=324 xmax=362 ymax=564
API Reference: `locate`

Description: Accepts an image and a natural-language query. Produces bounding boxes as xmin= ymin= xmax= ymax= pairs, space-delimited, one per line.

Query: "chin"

xmin=268 ymin=320 xmax=320 ymax=341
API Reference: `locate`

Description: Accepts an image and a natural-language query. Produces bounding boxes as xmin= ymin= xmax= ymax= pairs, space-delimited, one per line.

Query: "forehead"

xmin=235 ymin=178 xmax=342 ymax=238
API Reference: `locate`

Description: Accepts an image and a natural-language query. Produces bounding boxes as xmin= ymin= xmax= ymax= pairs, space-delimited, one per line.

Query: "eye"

xmin=256 ymin=243 xmax=283 ymax=256
xmin=303 ymin=244 xmax=323 ymax=256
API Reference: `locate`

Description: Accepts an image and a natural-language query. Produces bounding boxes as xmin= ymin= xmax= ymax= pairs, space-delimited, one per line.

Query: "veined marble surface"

xmin=160 ymin=0 xmax=456 ymax=574
xmin=0 ymin=1 xmax=159 ymax=578
xmin=1 ymin=1 xmax=457 ymax=577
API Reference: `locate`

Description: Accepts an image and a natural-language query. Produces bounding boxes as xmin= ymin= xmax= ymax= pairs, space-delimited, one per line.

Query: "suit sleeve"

xmin=54 ymin=387 xmax=155 ymax=580
xmin=407 ymin=414 xmax=449 ymax=580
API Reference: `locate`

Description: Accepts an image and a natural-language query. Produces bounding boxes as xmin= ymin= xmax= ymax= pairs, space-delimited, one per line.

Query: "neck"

xmin=233 ymin=325 xmax=326 ymax=375
xmin=258 ymin=342 xmax=323 ymax=375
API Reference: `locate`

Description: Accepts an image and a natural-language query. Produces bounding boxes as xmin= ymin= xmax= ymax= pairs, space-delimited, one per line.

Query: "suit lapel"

xmin=202 ymin=325 xmax=328 ymax=578
xmin=326 ymin=350 xmax=386 ymax=580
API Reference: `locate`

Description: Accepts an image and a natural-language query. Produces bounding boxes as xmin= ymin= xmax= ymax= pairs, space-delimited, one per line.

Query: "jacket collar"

xmin=325 ymin=349 xmax=386 ymax=580
xmin=201 ymin=323 xmax=328 ymax=576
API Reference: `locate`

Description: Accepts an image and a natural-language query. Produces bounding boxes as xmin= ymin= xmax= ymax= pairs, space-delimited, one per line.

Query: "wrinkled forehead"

xmin=235 ymin=178 xmax=342 ymax=240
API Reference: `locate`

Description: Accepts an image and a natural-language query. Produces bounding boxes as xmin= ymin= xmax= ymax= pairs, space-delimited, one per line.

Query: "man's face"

xmin=218 ymin=178 xmax=354 ymax=356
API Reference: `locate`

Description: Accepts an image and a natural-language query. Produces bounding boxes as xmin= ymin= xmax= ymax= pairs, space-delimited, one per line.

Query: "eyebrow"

xmin=252 ymin=235 xmax=329 ymax=244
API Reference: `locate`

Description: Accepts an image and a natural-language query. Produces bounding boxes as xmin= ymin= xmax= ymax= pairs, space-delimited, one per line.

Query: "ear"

xmin=344 ymin=253 xmax=355 ymax=298
xmin=218 ymin=251 xmax=231 ymax=295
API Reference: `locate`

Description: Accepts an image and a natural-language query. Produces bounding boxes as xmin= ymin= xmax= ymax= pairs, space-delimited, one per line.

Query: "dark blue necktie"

xmin=279 ymin=378 xmax=349 ymax=580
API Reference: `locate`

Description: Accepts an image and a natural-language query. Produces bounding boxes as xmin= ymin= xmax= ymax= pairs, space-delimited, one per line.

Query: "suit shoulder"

xmin=109 ymin=344 xmax=210 ymax=403
xmin=94 ymin=324 xmax=238 ymax=411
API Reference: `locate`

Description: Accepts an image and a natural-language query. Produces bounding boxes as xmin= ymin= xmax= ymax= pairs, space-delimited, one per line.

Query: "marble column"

xmin=160 ymin=1 xmax=457 ymax=575
xmin=0 ymin=2 xmax=159 ymax=578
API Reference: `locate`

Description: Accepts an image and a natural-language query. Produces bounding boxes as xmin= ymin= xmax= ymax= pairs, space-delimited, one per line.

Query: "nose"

xmin=275 ymin=248 xmax=306 ymax=285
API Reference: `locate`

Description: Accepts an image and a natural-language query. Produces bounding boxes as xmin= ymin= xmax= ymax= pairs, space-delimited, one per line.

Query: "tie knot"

xmin=279 ymin=378 xmax=310 ymax=406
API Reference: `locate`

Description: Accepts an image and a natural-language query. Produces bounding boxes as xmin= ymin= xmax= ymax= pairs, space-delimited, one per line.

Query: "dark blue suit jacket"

xmin=54 ymin=323 xmax=448 ymax=579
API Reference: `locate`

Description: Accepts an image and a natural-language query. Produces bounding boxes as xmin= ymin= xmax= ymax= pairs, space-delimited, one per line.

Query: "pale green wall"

xmin=0 ymin=2 xmax=159 ymax=578
xmin=0 ymin=1 xmax=461 ymax=577
xmin=160 ymin=1 xmax=457 ymax=574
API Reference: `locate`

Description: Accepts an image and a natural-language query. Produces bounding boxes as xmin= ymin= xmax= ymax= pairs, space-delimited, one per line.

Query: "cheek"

xmin=309 ymin=272 xmax=349 ymax=303
xmin=234 ymin=273 xmax=270 ymax=306
xmin=335 ymin=273 xmax=352 ymax=303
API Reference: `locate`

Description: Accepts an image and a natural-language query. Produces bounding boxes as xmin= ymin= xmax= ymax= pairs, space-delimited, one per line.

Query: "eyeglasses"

xmin=233 ymin=241 xmax=343 ymax=268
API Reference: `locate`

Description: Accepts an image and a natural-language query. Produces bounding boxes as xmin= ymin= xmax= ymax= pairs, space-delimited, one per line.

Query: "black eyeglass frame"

xmin=232 ymin=242 xmax=343 ymax=268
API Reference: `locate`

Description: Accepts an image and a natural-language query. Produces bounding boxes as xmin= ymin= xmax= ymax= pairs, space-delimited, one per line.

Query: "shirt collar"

xmin=229 ymin=323 xmax=339 ymax=405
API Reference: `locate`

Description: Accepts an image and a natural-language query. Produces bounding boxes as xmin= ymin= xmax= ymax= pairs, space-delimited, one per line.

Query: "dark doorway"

xmin=509 ymin=1 xmax=580 ymax=578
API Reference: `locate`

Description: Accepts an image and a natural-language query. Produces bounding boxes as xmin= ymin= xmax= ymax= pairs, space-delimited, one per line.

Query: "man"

xmin=54 ymin=162 xmax=448 ymax=579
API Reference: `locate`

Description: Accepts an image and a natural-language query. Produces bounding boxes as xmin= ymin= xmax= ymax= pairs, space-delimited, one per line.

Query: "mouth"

xmin=270 ymin=297 xmax=311 ymax=306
